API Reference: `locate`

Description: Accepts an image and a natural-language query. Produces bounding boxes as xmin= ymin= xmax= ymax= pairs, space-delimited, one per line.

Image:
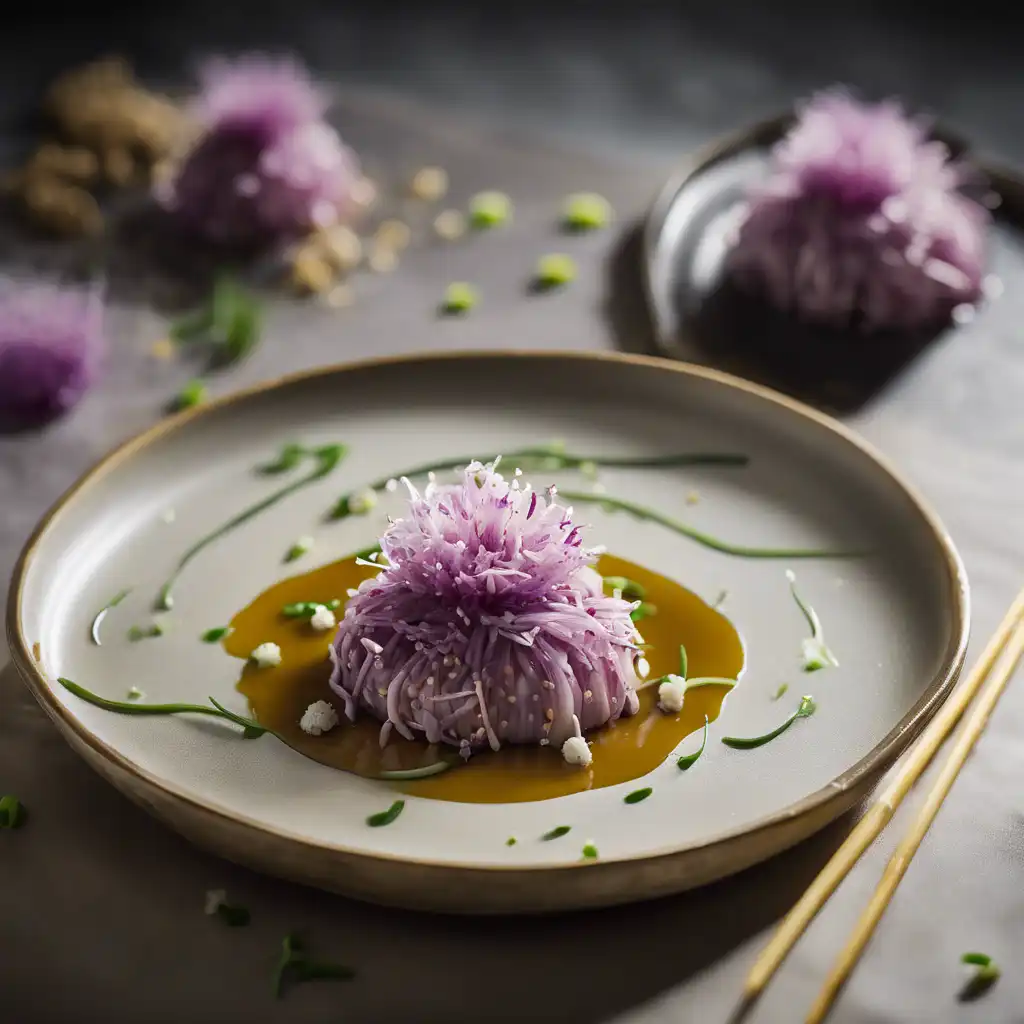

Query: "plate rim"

xmin=5 ymin=349 xmax=969 ymax=901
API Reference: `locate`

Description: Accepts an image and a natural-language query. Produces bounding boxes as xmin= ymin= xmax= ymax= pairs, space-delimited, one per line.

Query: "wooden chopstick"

xmin=805 ymin=618 xmax=1024 ymax=1022
xmin=740 ymin=586 xmax=1024 ymax=1013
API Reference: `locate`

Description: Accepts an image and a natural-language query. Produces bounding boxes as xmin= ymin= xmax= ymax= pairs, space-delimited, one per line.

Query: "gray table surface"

xmin=2 ymin=13 xmax=1024 ymax=1022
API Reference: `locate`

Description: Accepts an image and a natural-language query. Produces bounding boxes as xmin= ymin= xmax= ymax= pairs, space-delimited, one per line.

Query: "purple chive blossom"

xmin=329 ymin=461 xmax=641 ymax=755
xmin=727 ymin=90 xmax=989 ymax=333
xmin=158 ymin=54 xmax=361 ymax=247
xmin=0 ymin=277 xmax=104 ymax=426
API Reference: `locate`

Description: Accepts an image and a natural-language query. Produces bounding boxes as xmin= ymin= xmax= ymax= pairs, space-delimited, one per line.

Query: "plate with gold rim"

xmin=6 ymin=351 xmax=967 ymax=913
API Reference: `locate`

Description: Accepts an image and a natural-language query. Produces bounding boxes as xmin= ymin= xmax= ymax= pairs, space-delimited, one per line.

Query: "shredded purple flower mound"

xmin=727 ymin=90 xmax=989 ymax=332
xmin=0 ymin=277 xmax=103 ymax=425
xmin=329 ymin=461 xmax=641 ymax=756
xmin=160 ymin=54 xmax=359 ymax=246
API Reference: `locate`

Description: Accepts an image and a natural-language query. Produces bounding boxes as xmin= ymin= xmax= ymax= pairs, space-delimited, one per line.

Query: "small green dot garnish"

xmin=173 ymin=379 xmax=207 ymax=411
xmin=541 ymin=825 xmax=572 ymax=841
xmin=581 ymin=842 xmax=599 ymax=860
xmin=533 ymin=253 xmax=577 ymax=290
xmin=281 ymin=599 xmax=341 ymax=619
xmin=128 ymin=622 xmax=164 ymax=641
xmin=202 ymin=627 xmax=233 ymax=643
xmin=562 ymin=192 xmax=612 ymax=232
xmin=624 ymin=787 xmax=653 ymax=804
xmin=126 ymin=687 xmax=144 ymax=701
xmin=0 ymin=795 xmax=26 ymax=829
xmin=284 ymin=536 xmax=314 ymax=563
xmin=960 ymin=952 xmax=1000 ymax=1001
xmin=505 ymin=836 xmax=517 ymax=847
xmin=468 ymin=190 xmax=512 ymax=228
xmin=367 ymin=800 xmax=405 ymax=827
xmin=440 ymin=282 xmax=479 ymax=315
xmin=630 ymin=601 xmax=657 ymax=623
xmin=771 ymin=682 xmax=789 ymax=701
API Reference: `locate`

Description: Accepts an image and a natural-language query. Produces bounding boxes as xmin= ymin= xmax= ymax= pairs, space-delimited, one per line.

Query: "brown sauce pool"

xmin=225 ymin=554 xmax=744 ymax=803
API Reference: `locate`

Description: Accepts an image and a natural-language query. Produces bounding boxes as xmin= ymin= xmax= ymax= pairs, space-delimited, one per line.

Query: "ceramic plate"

xmin=642 ymin=114 xmax=1023 ymax=412
xmin=7 ymin=352 xmax=967 ymax=913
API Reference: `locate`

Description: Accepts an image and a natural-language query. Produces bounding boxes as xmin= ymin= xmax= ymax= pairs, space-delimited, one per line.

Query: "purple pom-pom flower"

xmin=329 ymin=460 xmax=642 ymax=757
xmin=159 ymin=54 xmax=360 ymax=247
xmin=0 ymin=276 xmax=104 ymax=426
xmin=727 ymin=90 xmax=990 ymax=333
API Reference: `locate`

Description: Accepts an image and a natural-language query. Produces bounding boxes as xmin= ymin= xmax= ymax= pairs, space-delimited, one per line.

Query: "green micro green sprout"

xmin=440 ymin=282 xmax=479 ymax=315
xmin=562 ymin=192 xmax=612 ymax=231
xmin=468 ymin=191 xmax=512 ymax=228
xmin=534 ymin=253 xmax=577 ymax=290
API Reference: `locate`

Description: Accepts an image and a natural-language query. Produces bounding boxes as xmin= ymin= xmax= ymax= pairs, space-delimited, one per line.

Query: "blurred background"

xmin=1 ymin=1 xmax=1021 ymax=168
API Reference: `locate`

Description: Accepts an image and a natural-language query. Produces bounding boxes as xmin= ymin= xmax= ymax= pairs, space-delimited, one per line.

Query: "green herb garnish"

xmin=57 ymin=677 xmax=272 ymax=739
xmin=440 ymin=281 xmax=479 ymax=315
xmin=534 ymin=253 xmax=577 ymax=289
xmin=272 ymin=933 xmax=354 ymax=1000
xmin=712 ymin=589 xmax=728 ymax=609
xmin=959 ymin=952 xmax=1000 ymax=1001
xmin=202 ymin=626 xmax=233 ymax=643
xmin=158 ymin=443 xmax=346 ymax=609
xmin=630 ymin=602 xmax=658 ymax=622
xmin=541 ymin=825 xmax=572 ymax=841
xmin=721 ymin=696 xmax=817 ymax=750
xmin=258 ymin=442 xmax=306 ymax=475
xmin=581 ymin=842 xmax=599 ymax=859
xmin=367 ymin=800 xmax=405 ymax=827
xmin=328 ymin=445 xmax=747 ymax=520
xmin=771 ymin=683 xmax=789 ymax=701
xmin=284 ymin=536 xmax=314 ymax=563
xmin=128 ymin=622 xmax=164 ymax=641
xmin=468 ymin=190 xmax=512 ymax=228
xmin=562 ymin=192 xmax=612 ymax=232
xmin=786 ymin=570 xmax=839 ymax=670
xmin=127 ymin=687 xmax=144 ymax=701
xmin=173 ymin=379 xmax=207 ymax=411
xmin=624 ymin=787 xmax=653 ymax=804
xmin=216 ymin=902 xmax=251 ymax=927
xmin=377 ymin=763 xmax=451 ymax=780
xmin=677 ymin=716 xmax=709 ymax=770
xmin=678 ymin=643 xmax=688 ymax=680
xmin=281 ymin=599 xmax=342 ymax=619
xmin=0 ymin=795 xmax=25 ymax=829
xmin=603 ymin=576 xmax=646 ymax=600
xmin=90 ymin=587 xmax=132 ymax=645
xmin=505 ymin=836 xmax=517 ymax=847
xmin=561 ymin=491 xmax=862 ymax=560
xmin=171 ymin=276 xmax=262 ymax=368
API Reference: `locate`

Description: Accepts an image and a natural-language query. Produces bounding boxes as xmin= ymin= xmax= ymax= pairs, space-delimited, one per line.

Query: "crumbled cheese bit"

xmin=309 ymin=605 xmax=337 ymax=632
xmin=300 ymin=700 xmax=339 ymax=736
xmin=561 ymin=713 xmax=592 ymax=766
xmin=249 ymin=642 xmax=282 ymax=668
xmin=411 ymin=166 xmax=449 ymax=202
xmin=348 ymin=487 xmax=378 ymax=514
xmin=385 ymin=478 xmax=398 ymax=492
xmin=204 ymin=889 xmax=227 ymax=915
xmin=657 ymin=674 xmax=687 ymax=713
xmin=433 ymin=208 xmax=466 ymax=240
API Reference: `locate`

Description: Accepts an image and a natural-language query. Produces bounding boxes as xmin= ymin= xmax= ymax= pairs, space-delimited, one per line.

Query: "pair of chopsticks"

xmin=740 ymin=586 xmax=1024 ymax=1023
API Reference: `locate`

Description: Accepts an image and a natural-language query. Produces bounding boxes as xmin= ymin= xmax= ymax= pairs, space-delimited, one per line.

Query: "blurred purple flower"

xmin=159 ymin=54 xmax=360 ymax=247
xmin=0 ymin=276 xmax=104 ymax=426
xmin=727 ymin=90 xmax=989 ymax=332
xmin=329 ymin=460 xmax=641 ymax=757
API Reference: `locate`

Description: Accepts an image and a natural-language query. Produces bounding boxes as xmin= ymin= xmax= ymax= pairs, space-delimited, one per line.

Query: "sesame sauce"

xmin=227 ymin=554 xmax=744 ymax=804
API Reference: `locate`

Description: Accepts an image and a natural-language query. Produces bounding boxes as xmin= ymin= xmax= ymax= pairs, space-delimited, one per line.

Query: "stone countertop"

xmin=2 ymin=10 xmax=1023 ymax=1023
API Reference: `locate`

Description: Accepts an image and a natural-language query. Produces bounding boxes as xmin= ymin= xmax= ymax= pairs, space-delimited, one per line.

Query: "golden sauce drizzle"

xmin=226 ymin=554 xmax=744 ymax=803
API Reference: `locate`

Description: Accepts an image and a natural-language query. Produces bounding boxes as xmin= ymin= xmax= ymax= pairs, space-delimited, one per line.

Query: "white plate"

xmin=7 ymin=351 xmax=967 ymax=913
